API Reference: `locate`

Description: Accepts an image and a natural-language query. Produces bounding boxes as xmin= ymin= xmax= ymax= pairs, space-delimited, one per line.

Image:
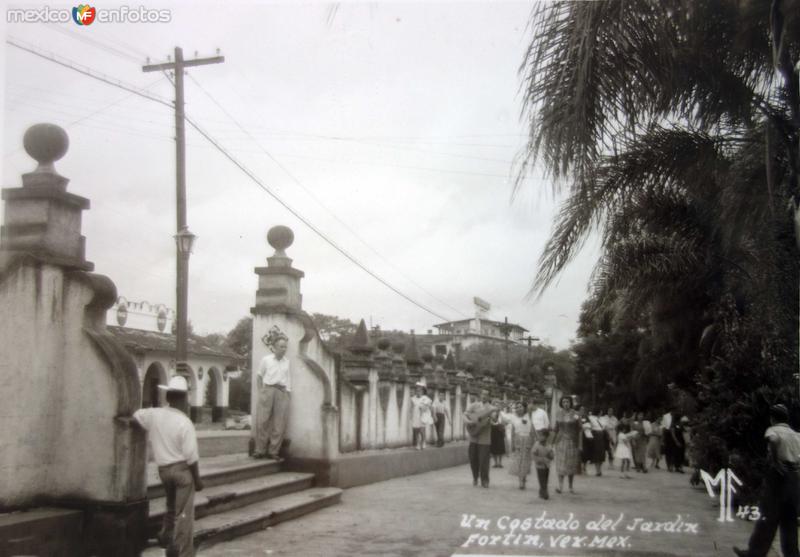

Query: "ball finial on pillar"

xmin=23 ymin=123 xmax=69 ymax=175
xmin=267 ymin=225 xmax=294 ymax=257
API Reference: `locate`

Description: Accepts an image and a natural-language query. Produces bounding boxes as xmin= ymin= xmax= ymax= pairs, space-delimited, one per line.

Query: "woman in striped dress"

xmin=553 ymin=396 xmax=581 ymax=494
xmin=507 ymin=402 xmax=534 ymax=489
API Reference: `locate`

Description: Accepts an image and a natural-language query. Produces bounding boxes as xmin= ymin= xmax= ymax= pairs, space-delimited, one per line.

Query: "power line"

xmin=7 ymin=38 xmax=456 ymax=323
xmin=186 ymin=72 xmax=470 ymax=318
xmin=6 ymin=37 xmax=173 ymax=110
xmin=183 ymin=113 xmax=455 ymax=322
xmin=44 ymin=23 xmax=143 ymax=64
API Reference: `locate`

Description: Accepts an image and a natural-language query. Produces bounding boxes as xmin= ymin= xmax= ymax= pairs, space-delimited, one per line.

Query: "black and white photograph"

xmin=1 ymin=1 xmax=800 ymax=556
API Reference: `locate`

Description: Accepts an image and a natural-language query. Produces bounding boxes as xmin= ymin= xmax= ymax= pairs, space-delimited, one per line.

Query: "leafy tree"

xmin=225 ymin=317 xmax=253 ymax=413
xmin=518 ymin=0 xmax=800 ymax=498
xmin=460 ymin=341 xmax=575 ymax=391
xmin=310 ymin=313 xmax=358 ymax=350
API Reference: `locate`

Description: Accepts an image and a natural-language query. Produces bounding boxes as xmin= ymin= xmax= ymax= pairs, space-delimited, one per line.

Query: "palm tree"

xmin=518 ymin=0 xmax=799 ymax=494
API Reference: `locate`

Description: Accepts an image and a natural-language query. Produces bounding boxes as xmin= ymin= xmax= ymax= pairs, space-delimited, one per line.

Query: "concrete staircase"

xmin=143 ymin=453 xmax=342 ymax=554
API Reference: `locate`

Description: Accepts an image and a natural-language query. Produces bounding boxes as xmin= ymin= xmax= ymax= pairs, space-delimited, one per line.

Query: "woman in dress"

xmin=588 ymin=409 xmax=606 ymax=476
xmin=410 ymin=382 xmax=433 ymax=450
xmin=646 ymin=413 xmax=663 ymax=470
xmin=490 ymin=402 xmax=507 ymax=468
xmin=507 ymin=402 xmax=534 ymax=489
xmin=630 ymin=412 xmax=648 ymax=473
xmin=553 ymin=395 xmax=581 ymax=494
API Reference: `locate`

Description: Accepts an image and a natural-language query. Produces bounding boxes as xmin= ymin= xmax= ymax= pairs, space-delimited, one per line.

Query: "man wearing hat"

xmin=133 ymin=375 xmax=203 ymax=557
xmin=734 ymin=404 xmax=800 ymax=557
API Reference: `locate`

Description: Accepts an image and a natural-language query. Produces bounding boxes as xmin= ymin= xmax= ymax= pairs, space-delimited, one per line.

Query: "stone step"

xmin=197 ymin=430 xmax=251 ymax=458
xmin=0 ymin=507 xmax=83 ymax=557
xmin=147 ymin=454 xmax=280 ymax=499
xmin=142 ymin=487 xmax=343 ymax=555
xmin=147 ymin=472 xmax=315 ymax=536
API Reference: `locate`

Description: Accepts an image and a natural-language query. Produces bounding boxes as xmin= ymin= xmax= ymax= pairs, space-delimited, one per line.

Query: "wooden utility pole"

xmin=143 ymin=47 xmax=223 ymax=417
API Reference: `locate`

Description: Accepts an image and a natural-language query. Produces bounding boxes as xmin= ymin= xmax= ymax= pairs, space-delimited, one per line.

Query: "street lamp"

xmin=174 ymin=226 xmax=196 ymax=408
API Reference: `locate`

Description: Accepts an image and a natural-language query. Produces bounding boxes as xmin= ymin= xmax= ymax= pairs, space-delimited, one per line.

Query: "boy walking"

xmin=532 ymin=429 xmax=554 ymax=500
xmin=133 ymin=376 xmax=203 ymax=557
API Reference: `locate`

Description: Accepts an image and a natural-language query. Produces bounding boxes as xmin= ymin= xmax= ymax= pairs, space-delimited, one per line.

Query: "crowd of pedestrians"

xmin=463 ymin=394 xmax=695 ymax=498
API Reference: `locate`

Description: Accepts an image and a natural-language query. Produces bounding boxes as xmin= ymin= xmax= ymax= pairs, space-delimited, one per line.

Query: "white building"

xmin=427 ymin=297 xmax=530 ymax=359
xmin=106 ymin=297 xmax=240 ymax=423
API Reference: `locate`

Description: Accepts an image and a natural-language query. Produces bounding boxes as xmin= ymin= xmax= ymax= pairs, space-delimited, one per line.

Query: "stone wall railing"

xmin=250 ymin=226 xmax=541 ymax=462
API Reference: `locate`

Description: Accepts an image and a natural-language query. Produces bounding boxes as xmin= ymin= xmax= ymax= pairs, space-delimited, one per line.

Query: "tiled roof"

xmin=108 ymin=326 xmax=239 ymax=361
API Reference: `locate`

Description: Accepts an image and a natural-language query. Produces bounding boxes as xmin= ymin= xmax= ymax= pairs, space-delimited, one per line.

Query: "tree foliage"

xmin=519 ymin=0 xmax=800 ymax=498
xmin=460 ymin=341 xmax=575 ymax=391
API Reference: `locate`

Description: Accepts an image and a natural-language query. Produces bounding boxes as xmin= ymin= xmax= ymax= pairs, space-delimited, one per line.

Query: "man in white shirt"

xmin=254 ymin=336 xmax=291 ymax=460
xmin=735 ymin=404 xmax=800 ymax=557
xmin=133 ymin=375 xmax=203 ymax=557
xmin=530 ymin=396 xmax=550 ymax=434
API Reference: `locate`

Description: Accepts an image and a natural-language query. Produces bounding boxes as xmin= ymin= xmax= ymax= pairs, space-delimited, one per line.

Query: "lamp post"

xmin=174 ymin=226 xmax=196 ymax=401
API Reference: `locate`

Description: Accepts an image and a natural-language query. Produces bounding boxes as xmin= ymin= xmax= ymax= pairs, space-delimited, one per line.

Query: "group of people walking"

xmin=409 ymin=382 xmax=452 ymax=450
xmin=464 ymin=392 xmax=694 ymax=498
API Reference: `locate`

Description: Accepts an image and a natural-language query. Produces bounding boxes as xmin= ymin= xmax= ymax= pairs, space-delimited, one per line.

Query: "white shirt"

xmin=662 ymin=412 xmax=673 ymax=430
xmin=531 ymin=407 xmax=550 ymax=431
xmin=508 ymin=414 xmax=534 ymax=437
xmin=133 ymin=407 xmax=199 ymax=467
xmin=258 ymin=353 xmax=291 ymax=391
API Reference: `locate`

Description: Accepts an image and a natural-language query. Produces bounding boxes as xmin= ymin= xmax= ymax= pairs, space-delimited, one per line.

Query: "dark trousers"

xmin=435 ymin=413 xmax=446 ymax=446
xmin=469 ymin=442 xmax=491 ymax=486
xmin=746 ymin=467 xmax=800 ymax=557
xmin=536 ymin=466 xmax=550 ymax=497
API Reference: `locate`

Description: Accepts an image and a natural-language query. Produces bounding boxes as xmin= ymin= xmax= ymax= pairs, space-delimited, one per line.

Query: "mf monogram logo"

xmin=700 ymin=468 xmax=743 ymax=522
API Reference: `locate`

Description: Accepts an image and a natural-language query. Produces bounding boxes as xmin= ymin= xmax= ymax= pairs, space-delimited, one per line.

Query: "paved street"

xmin=197 ymin=459 xmax=770 ymax=557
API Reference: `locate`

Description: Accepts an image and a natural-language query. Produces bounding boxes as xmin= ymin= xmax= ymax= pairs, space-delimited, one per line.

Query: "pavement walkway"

xmin=196 ymin=459 xmax=777 ymax=557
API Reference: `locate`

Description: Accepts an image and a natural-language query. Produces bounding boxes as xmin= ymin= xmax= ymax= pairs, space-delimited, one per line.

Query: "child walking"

xmin=615 ymin=422 xmax=634 ymax=479
xmin=532 ymin=429 xmax=555 ymax=499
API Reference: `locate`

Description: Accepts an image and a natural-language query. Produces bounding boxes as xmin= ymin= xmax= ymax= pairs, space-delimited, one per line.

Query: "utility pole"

xmin=521 ymin=334 xmax=540 ymax=384
xmin=143 ymin=47 xmax=224 ymax=419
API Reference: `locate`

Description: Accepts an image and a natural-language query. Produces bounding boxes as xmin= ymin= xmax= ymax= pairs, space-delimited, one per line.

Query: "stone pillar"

xmin=250 ymin=226 xmax=339 ymax=472
xmin=0 ymin=124 xmax=147 ymax=556
xmin=374 ymin=339 xmax=394 ymax=449
xmin=392 ymin=343 xmax=409 ymax=447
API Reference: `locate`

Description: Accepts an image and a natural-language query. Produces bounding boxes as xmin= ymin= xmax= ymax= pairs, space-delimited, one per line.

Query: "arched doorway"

xmin=179 ymin=364 xmax=200 ymax=423
xmin=205 ymin=367 xmax=225 ymax=422
xmin=142 ymin=362 xmax=166 ymax=408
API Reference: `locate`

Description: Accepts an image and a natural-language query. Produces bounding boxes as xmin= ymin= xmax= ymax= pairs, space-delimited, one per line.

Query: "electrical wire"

xmin=6 ymin=38 xmax=457 ymax=323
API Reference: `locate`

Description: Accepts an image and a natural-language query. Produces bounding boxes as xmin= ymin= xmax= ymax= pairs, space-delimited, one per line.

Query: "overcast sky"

xmin=1 ymin=1 xmax=599 ymax=348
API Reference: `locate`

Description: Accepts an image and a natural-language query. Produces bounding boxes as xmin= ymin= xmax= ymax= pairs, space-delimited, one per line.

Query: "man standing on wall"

xmin=253 ymin=334 xmax=291 ymax=460
xmin=463 ymin=389 xmax=496 ymax=488
xmin=133 ymin=376 xmax=203 ymax=557
xmin=734 ymin=404 xmax=800 ymax=557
